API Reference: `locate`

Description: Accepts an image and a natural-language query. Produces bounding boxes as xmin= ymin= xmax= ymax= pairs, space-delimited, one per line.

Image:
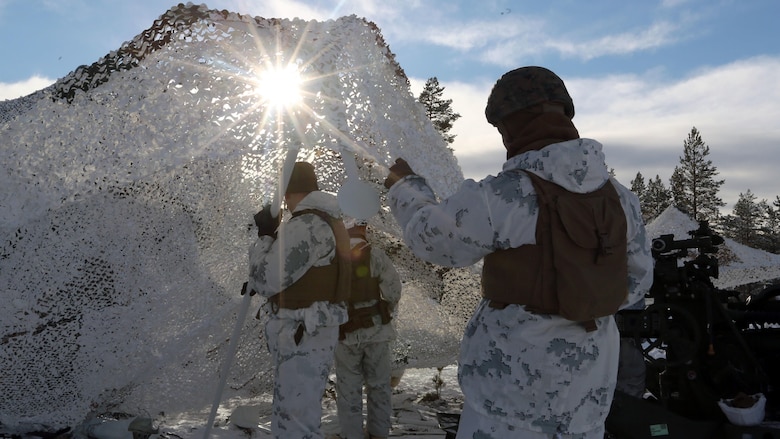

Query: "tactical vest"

xmin=349 ymin=243 xmax=382 ymax=302
xmin=268 ymin=209 xmax=351 ymax=310
xmin=481 ymin=171 xmax=628 ymax=330
xmin=338 ymin=241 xmax=392 ymax=339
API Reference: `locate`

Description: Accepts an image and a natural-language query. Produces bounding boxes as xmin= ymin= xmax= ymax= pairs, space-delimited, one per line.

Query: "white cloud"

xmin=572 ymin=56 xmax=780 ymax=150
xmin=0 ymin=76 xmax=54 ymax=101
xmin=480 ymin=19 xmax=683 ymax=67
xmin=402 ymin=16 xmax=545 ymax=52
xmin=564 ymin=21 xmax=680 ymax=60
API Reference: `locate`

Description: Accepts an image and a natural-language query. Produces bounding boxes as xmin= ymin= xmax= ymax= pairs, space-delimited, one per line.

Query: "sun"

xmin=256 ymin=63 xmax=303 ymax=110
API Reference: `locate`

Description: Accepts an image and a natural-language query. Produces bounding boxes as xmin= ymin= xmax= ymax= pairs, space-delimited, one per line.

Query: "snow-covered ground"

xmin=45 ymin=366 xmax=463 ymax=439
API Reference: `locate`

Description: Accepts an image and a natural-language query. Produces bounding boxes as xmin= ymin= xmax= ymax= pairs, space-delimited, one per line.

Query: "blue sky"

xmin=1 ymin=0 xmax=779 ymax=212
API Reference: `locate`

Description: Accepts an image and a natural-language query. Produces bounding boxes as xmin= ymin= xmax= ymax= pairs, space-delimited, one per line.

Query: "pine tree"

xmin=728 ymin=190 xmax=761 ymax=246
xmin=644 ymin=175 xmax=672 ymax=222
xmin=766 ymin=197 xmax=780 ymax=253
xmin=671 ymin=127 xmax=725 ymax=222
xmin=630 ymin=172 xmax=646 ymax=199
xmin=418 ymin=77 xmax=461 ymax=145
xmin=751 ymin=196 xmax=780 ymax=254
xmin=755 ymin=199 xmax=776 ymax=253
xmin=669 ymin=167 xmax=687 ymax=215
xmin=630 ymin=172 xmax=651 ymax=222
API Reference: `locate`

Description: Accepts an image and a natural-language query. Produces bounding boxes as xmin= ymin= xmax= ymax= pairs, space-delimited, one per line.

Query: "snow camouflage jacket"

xmin=248 ymin=191 xmax=349 ymax=332
xmin=387 ymin=138 xmax=653 ymax=435
xmin=340 ymin=236 xmax=403 ymax=346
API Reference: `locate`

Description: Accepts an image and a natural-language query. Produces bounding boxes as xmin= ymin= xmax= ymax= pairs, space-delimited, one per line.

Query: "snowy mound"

xmin=646 ymin=206 xmax=780 ymax=289
xmin=645 ymin=205 xmax=699 ymax=240
xmin=0 ymin=3 xmax=478 ymax=429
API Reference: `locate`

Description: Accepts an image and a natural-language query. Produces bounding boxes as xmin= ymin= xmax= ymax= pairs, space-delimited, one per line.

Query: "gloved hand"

xmin=240 ymin=281 xmax=257 ymax=296
xmin=383 ymin=158 xmax=416 ymax=189
xmin=254 ymin=203 xmax=280 ymax=238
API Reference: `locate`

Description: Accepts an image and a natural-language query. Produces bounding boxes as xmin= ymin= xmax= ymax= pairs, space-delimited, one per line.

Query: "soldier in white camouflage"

xmin=383 ymin=66 xmax=653 ymax=438
xmin=335 ymin=220 xmax=402 ymax=439
xmin=245 ymin=161 xmax=351 ymax=439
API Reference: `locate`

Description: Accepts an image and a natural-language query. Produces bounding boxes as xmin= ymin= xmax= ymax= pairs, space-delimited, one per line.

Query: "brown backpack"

xmin=482 ymin=171 xmax=628 ymax=327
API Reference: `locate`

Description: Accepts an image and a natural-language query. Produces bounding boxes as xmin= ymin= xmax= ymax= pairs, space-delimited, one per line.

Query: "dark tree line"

xmin=720 ymin=192 xmax=780 ymax=253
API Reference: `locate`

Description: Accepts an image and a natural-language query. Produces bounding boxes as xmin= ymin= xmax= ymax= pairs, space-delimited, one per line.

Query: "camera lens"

xmin=651 ymin=239 xmax=667 ymax=252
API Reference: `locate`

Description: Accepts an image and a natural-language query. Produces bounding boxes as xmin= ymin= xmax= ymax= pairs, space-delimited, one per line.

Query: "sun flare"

xmin=257 ymin=63 xmax=303 ymax=110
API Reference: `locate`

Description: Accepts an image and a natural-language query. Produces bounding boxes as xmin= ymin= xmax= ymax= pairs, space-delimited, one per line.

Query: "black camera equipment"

xmin=611 ymin=220 xmax=780 ymax=437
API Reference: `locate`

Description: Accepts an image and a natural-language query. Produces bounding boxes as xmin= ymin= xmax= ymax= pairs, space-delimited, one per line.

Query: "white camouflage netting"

xmin=0 ymin=3 xmax=482 ymax=429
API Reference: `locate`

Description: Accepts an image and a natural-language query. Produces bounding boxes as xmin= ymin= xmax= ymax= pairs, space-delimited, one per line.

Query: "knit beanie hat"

xmin=285 ymin=161 xmax=319 ymax=194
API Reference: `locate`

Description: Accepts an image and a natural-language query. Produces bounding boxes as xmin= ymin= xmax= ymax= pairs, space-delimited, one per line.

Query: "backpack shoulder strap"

xmin=291 ymin=208 xmax=351 ymax=303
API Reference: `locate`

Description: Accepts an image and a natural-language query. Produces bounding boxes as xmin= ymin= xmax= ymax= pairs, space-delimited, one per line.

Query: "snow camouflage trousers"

xmin=335 ymin=337 xmax=393 ymax=439
xmin=265 ymin=317 xmax=340 ymax=439
xmin=456 ymin=403 xmax=606 ymax=439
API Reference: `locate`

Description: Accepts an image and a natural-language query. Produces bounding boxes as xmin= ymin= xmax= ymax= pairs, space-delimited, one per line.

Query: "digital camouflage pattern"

xmin=336 ymin=235 xmax=402 ymax=439
xmin=457 ymin=403 xmax=605 ymax=439
xmin=265 ymin=317 xmax=339 ymax=438
xmin=387 ymin=138 xmax=653 ymax=436
xmin=485 ymin=66 xmax=575 ymax=126
xmin=248 ymin=190 xmax=349 ymax=439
